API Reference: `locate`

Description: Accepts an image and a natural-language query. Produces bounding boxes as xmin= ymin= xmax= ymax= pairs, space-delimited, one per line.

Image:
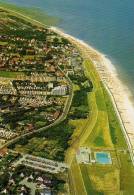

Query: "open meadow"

xmin=67 ymin=59 xmax=134 ymax=195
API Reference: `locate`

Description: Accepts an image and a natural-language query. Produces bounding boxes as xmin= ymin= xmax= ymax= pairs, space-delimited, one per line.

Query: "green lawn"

xmin=85 ymin=111 xmax=112 ymax=148
xmin=102 ymin=84 xmax=127 ymax=148
xmin=69 ymin=159 xmax=87 ymax=195
xmin=82 ymin=60 xmax=127 ymax=149
xmin=119 ymin=152 xmax=134 ymax=195
xmin=69 ymin=59 xmax=134 ymax=195
xmin=80 ymin=164 xmax=102 ymax=195
xmin=0 ymin=41 xmax=8 ymax=46
xmin=0 ymin=71 xmax=21 ymax=78
xmin=95 ymin=88 xmax=106 ymax=111
xmin=83 ymin=60 xmax=113 ymax=148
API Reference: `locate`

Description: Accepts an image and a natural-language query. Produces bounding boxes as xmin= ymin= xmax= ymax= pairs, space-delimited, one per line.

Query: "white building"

xmin=76 ymin=147 xmax=91 ymax=164
xmin=47 ymin=82 xmax=53 ymax=89
xmin=52 ymin=85 xmax=67 ymax=96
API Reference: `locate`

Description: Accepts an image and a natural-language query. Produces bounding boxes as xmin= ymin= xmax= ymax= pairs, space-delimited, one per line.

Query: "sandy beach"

xmin=51 ymin=26 xmax=134 ymax=163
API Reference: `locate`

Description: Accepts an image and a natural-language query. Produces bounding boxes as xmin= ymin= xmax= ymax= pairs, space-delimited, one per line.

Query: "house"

xmin=47 ymin=83 xmax=53 ymax=89
xmin=47 ymin=65 xmax=56 ymax=73
xmin=53 ymin=111 xmax=60 ymax=120
xmin=2 ymin=189 xmax=7 ymax=194
xmin=37 ymin=177 xmax=44 ymax=183
xmin=0 ymin=147 xmax=8 ymax=157
xmin=52 ymin=86 xmax=67 ymax=96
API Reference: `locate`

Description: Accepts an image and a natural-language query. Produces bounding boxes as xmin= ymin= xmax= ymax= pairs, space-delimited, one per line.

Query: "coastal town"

xmin=0 ymin=8 xmax=86 ymax=195
xmin=0 ymin=5 xmax=134 ymax=195
xmin=0 ymin=8 xmax=83 ymax=144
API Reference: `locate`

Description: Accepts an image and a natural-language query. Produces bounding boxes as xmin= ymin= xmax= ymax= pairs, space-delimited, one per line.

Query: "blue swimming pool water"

xmin=95 ymin=152 xmax=112 ymax=164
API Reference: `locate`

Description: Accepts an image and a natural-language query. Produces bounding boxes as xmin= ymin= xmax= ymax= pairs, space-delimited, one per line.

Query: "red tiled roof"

xmin=0 ymin=147 xmax=8 ymax=157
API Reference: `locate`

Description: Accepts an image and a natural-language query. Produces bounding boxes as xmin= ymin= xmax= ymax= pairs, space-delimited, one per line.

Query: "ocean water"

xmin=2 ymin=0 xmax=134 ymax=96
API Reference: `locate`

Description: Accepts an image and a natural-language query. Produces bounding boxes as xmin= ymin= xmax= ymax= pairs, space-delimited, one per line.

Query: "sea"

xmin=2 ymin=0 xmax=134 ymax=98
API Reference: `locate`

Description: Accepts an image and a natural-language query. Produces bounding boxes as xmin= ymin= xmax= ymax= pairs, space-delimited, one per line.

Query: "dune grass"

xmin=102 ymin=84 xmax=127 ymax=148
xmin=83 ymin=60 xmax=113 ymax=148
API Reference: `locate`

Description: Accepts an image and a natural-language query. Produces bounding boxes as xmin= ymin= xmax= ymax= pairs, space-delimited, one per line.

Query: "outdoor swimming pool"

xmin=95 ymin=152 xmax=112 ymax=164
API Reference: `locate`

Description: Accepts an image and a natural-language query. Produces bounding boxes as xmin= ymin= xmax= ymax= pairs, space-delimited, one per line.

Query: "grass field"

xmin=69 ymin=159 xmax=87 ymax=195
xmin=0 ymin=71 xmax=22 ymax=78
xmin=67 ymin=59 xmax=134 ymax=195
xmin=81 ymin=60 xmax=113 ymax=148
xmin=85 ymin=111 xmax=113 ymax=148
xmin=69 ymin=118 xmax=88 ymax=145
xmin=14 ymin=137 xmax=64 ymax=160
xmin=0 ymin=41 xmax=8 ymax=46
xmin=80 ymin=164 xmax=101 ymax=195
xmin=84 ymin=165 xmax=120 ymax=194
xmin=102 ymin=84 xmax=127 ymax=148
xmin=119 ymin=152 xmax=134 ymax=195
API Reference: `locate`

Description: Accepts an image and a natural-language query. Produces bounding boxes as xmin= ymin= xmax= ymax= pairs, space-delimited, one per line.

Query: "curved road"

xmin=0 ymin=7 xmax=74 ymax=150
xmin=0 ymin=75 xmax=73 ymax=149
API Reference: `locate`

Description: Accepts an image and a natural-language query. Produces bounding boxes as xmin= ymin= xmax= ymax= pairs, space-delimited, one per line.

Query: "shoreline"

xmin=0 ymin=6 xmax=134 ymax=163
xmin=50 ymin=26 xmax=134 ymax=163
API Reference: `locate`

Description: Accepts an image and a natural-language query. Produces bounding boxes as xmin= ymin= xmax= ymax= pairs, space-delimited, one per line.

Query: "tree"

xmin=0 ymin=172 xmax=10 ymax=190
